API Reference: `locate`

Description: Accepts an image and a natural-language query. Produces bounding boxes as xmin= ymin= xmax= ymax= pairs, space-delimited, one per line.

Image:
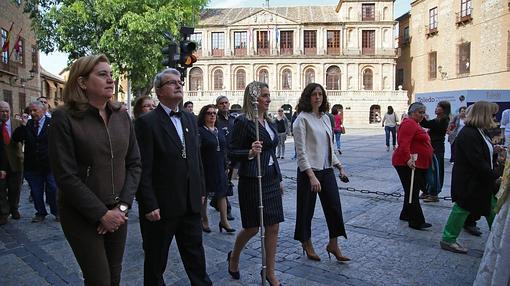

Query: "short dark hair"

xmin=183 ymin=101 xmax=193 ymax=108
xmin=297 ymin=83 xmax=330 ymax=113
xmin=197 ymin=104 xmax=216 ymax=127
xmin=331 ymin=107 xmax=338 ymax=115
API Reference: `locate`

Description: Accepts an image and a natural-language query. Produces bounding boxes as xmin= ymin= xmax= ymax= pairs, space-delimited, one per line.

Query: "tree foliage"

xmin=25 ymin=0 xmax=207 ymax=95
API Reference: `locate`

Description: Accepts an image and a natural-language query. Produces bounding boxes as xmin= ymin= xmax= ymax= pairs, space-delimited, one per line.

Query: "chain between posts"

xmin=281 ymin=175 xmax=452 ymax=201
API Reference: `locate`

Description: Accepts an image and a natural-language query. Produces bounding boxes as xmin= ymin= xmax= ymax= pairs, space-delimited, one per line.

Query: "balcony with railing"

xmin=362 ymin=47 xmax=375 ymax=55
xmin=425 ymin=25 xmax=438 ymax=37
xmin=456 ymin=8 xmax=473 ymax=25
xmin=211 ymin=49 xmax=224 ymax=57
xmin=234 ymin=48 xmax=247 ymax=56
xmin=257 ymin=48 xmax=270 ymax=56
xmin=0 ymin=61 xmax=19 ymax=75
xmin=280 ymin=48 xmax=293 ymax=56
xmin=304 ymin=47 xmax=316 ymax=55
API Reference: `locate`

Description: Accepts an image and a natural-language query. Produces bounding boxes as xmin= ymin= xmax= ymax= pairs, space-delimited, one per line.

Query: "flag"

xmin=13 ymin=29 xmax=22 ymax=53
xmin=1 ymin=22 xmax=14 ymax=53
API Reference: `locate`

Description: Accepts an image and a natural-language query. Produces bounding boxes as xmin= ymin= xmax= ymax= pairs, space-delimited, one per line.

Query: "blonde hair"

xmin=62 ymin=54 xmax=116 ymax=113
xmin=464 ymin=101 xmax=498 ymax=129
xmin=242 ymin=81 xmax=270 ymax=121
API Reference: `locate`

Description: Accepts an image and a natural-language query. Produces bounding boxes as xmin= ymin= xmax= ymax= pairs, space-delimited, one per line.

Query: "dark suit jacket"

xmin=0 ymin=118 xmax=23 ymax=172
xmin=451 ymin=126 xmax=499 ymax=216
xmin=12 ymin=116 xmax=51 ymax=172
xmin=229 ymin=115 xmax=282 ymax=180
xmin=135 ymin=105 xmax=205 ymax=218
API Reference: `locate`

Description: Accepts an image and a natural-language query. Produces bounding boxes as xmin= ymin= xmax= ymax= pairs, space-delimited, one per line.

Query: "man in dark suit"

xmin=135 ymin=68 xmax=212 ymax=286
xmin=0 ymin=101 xmax=24 ymax=225
xmin=12 ymin=101 xmax=58 ymax=223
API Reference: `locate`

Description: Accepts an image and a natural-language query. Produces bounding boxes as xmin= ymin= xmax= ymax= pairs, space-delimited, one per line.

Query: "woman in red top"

xmin=392 ymin=102 xmax=434 ymax=230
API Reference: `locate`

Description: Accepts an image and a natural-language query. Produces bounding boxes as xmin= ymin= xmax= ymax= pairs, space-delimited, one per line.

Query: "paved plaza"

xmin=0 ymin=129 xmax=486 ymax=286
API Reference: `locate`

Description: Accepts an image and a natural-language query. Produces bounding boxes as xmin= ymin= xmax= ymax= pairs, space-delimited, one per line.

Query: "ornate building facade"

xmin=184 ymin=1 xmax=408 ymax=127
xmin=0 ymin=0 xmax=40 ymax=114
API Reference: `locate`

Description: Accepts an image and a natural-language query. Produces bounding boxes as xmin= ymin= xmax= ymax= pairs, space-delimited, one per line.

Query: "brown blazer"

xmin=0 ymin=118 xmax=24 ymax=172
xmin=49 ymin=103 xmax=142 ymax=224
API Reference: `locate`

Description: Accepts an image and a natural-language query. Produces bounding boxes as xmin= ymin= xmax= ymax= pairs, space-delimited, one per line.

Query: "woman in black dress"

xmin=227 ymin=81 xmax=284 ymax=286
xmin=198 ymin=104 xmax=235 ymax=233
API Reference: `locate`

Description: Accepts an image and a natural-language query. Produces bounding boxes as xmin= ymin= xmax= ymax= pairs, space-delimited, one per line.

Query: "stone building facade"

xmin=184 ymin=1 xmax=408 ymax=127
xmin=40 ymin=67 xmax=65 ymax=110
xmin=0 ymin=0 xmax=40 ymax=114
xmin=397 ymin=0 xmax=510 ymax=104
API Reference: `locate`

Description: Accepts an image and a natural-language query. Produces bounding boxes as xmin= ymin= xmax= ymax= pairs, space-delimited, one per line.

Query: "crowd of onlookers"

xmin=0 ymin=53 xmax=508 ymax=285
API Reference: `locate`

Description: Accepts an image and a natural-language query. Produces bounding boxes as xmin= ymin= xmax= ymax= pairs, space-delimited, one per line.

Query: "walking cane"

xmin=249 ymin=84 xmax=267 ymax=286
xmin=408 ymin=154 xmax=418 ymax=204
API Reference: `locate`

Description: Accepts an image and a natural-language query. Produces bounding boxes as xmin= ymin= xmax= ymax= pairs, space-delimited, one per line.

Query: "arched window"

xmin=189 ymin=67 xmax=203 ymax=91
xmin=363 ymin=69 xmax=373 ymax=90
xmin=282 ymin=68 xmax=292 ymax=90
xmin=235 ymin=69 xmax=246 ymax=90
xmin=369 ymin=105 xmax=381 ymax=124
xmin=326 ymin=66 xmax=340 ymax=90
xmin=213 ymin=69 xmax=223 ymax=90
xmin=304 ymin=68 xmax=315 ymax=86
xmin=258 ymin=69 xmax=269 ymax=84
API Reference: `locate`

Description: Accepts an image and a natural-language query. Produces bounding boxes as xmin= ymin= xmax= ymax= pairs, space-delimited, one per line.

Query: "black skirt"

xmin=237 ymin=165 xmax=284 ymax=228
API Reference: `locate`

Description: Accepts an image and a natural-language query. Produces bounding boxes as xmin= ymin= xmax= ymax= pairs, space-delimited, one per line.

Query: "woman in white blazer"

xmin=293 ymin=83 xmax=350 ymax=263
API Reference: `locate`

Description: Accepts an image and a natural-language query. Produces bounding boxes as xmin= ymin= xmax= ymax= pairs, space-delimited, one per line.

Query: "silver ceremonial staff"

xmin=249 ymin=84 xmax=267 ymax=286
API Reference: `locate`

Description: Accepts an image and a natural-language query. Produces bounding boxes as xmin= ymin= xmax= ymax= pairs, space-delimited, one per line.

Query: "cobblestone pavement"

xmin=0 ymin=129 xmax=487 ymax=285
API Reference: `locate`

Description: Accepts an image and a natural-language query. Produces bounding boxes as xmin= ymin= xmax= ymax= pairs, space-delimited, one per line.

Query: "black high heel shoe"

xmin=325 ymin=246 xmax=351 ymax=262
xmin=227 ymin=251 xmax=240 ymax=280
xmin=261 ymin=270 xmax=283 ymax=286
xmin=219 ymin=222 xmax=236 ymax=233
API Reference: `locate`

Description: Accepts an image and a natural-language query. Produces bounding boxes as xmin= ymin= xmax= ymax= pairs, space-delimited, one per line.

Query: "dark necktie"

xmin=34 ymin=120 xmax=40 ymax=135
xmin=169 ymin=110 xmax=182 ymax=117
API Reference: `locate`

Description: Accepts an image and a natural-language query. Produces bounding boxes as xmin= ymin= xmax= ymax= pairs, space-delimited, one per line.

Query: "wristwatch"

xmin=118 ymin=203 xmax=129 ymax=215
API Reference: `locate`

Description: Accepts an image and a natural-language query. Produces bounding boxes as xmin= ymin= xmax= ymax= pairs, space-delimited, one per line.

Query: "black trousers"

xmin=294 ymin=168 xmax=347 ymax=242
xmin=141 ymin=213 xmax=212 ymax=286
xmin=435 ymin=150 xmax=445 ymax=191
xmin=395 ymin=166 xmax=427 ymax=227
xmin=60 ymin=205 xmax=127 ymax=286
xmin=0 ymin=170 xmax=22 ymax=216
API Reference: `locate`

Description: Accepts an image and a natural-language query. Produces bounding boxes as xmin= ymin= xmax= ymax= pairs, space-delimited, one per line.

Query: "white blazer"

xmin=293 ymin=112 xmax=341 ymax=172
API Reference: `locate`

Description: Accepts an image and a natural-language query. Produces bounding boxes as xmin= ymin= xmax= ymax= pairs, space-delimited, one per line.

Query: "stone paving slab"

xmin=0 ymin=129 xmax=486 ymax=285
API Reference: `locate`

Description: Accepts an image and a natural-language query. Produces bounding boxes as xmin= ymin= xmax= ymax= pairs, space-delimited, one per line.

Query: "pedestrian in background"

xmin=197 ymin=104 xmax=235 ymax=234
xmin=447 ymin=106 xmax=467 ymax=163
xmin=332 ymin=107 xmax=344 ymax=154
xmin=184 ymin=100 xmax=195 ymax=115
xmin=275 ymin=108 xmax=289 ymax=159
xmin=215 ymin=95 xmax=236 ymax=221
xmin=227 ymin=81 xmax=284 ymax=286
xmin=133 ymin=95 xmax=156 ymax=120
xmin=501 ymin=108 xmax=510 ymax=147
xmin=440 ymin=101 xmax=501 ymax=254
xmin=49 ymin=54 xmax=141 ymax=285
xmin=293 ymin=83 xmax=350 ymax=263
xmin=13 ymin=101 xmax=58 ymax=223
xmin=420 ymin=100 xmax=451 ymax=202
xmin=392 ymin=102 xmax=433 ymax=230
xmin=0 ymin=101 xmax=23 ymax=225
xmin=382 ymin=106 xmax=399 ymax=152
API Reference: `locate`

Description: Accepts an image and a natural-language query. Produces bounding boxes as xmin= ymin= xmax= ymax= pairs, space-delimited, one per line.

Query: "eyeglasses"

xmin=160 ymin=80 xmax=183 ymax=87
xmin=278 ymin=110 xmax=283 ymax=112
xmin=206 ymin=111 xmax=217 ymax=116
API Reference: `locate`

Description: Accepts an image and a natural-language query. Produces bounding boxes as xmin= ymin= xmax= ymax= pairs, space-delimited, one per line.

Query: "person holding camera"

xmin=293 ymin=83 xmax=350 ymax=262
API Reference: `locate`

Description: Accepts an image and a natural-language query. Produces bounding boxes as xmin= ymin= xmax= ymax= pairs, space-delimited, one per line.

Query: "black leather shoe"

xmin=11 ymin=210 xmax=21 ymax=220
xmin=409 ymin=222 xmax=432 ymax=230
xmin=202 ymin=226 xmax=211 ymax=233
xmin=463 ymin=225 xmax=482 ymax=236
xmin=227 ymin=213 xmax=235 ymax=221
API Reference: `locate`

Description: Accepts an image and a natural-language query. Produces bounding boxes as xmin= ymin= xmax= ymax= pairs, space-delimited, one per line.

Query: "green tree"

xmin=24 ymin=0 xmax=207 ymax=96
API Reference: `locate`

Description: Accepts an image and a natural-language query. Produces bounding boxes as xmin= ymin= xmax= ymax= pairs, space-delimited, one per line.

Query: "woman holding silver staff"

xmin=293 ymin=83 xmax=350 ymax=262
xmin=227 ymin=81 xmax=284 ymax=286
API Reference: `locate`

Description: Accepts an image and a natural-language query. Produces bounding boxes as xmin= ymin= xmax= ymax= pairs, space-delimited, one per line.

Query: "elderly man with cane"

xmin=392 ymin=102 xmax=434 ymax=230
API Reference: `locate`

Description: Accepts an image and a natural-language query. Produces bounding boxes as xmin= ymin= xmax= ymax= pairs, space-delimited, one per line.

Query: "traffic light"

xmin=179 ymin=40 xmax=197 ymax=68
xmin=161 ymin=42 xmax=178 ymax=68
